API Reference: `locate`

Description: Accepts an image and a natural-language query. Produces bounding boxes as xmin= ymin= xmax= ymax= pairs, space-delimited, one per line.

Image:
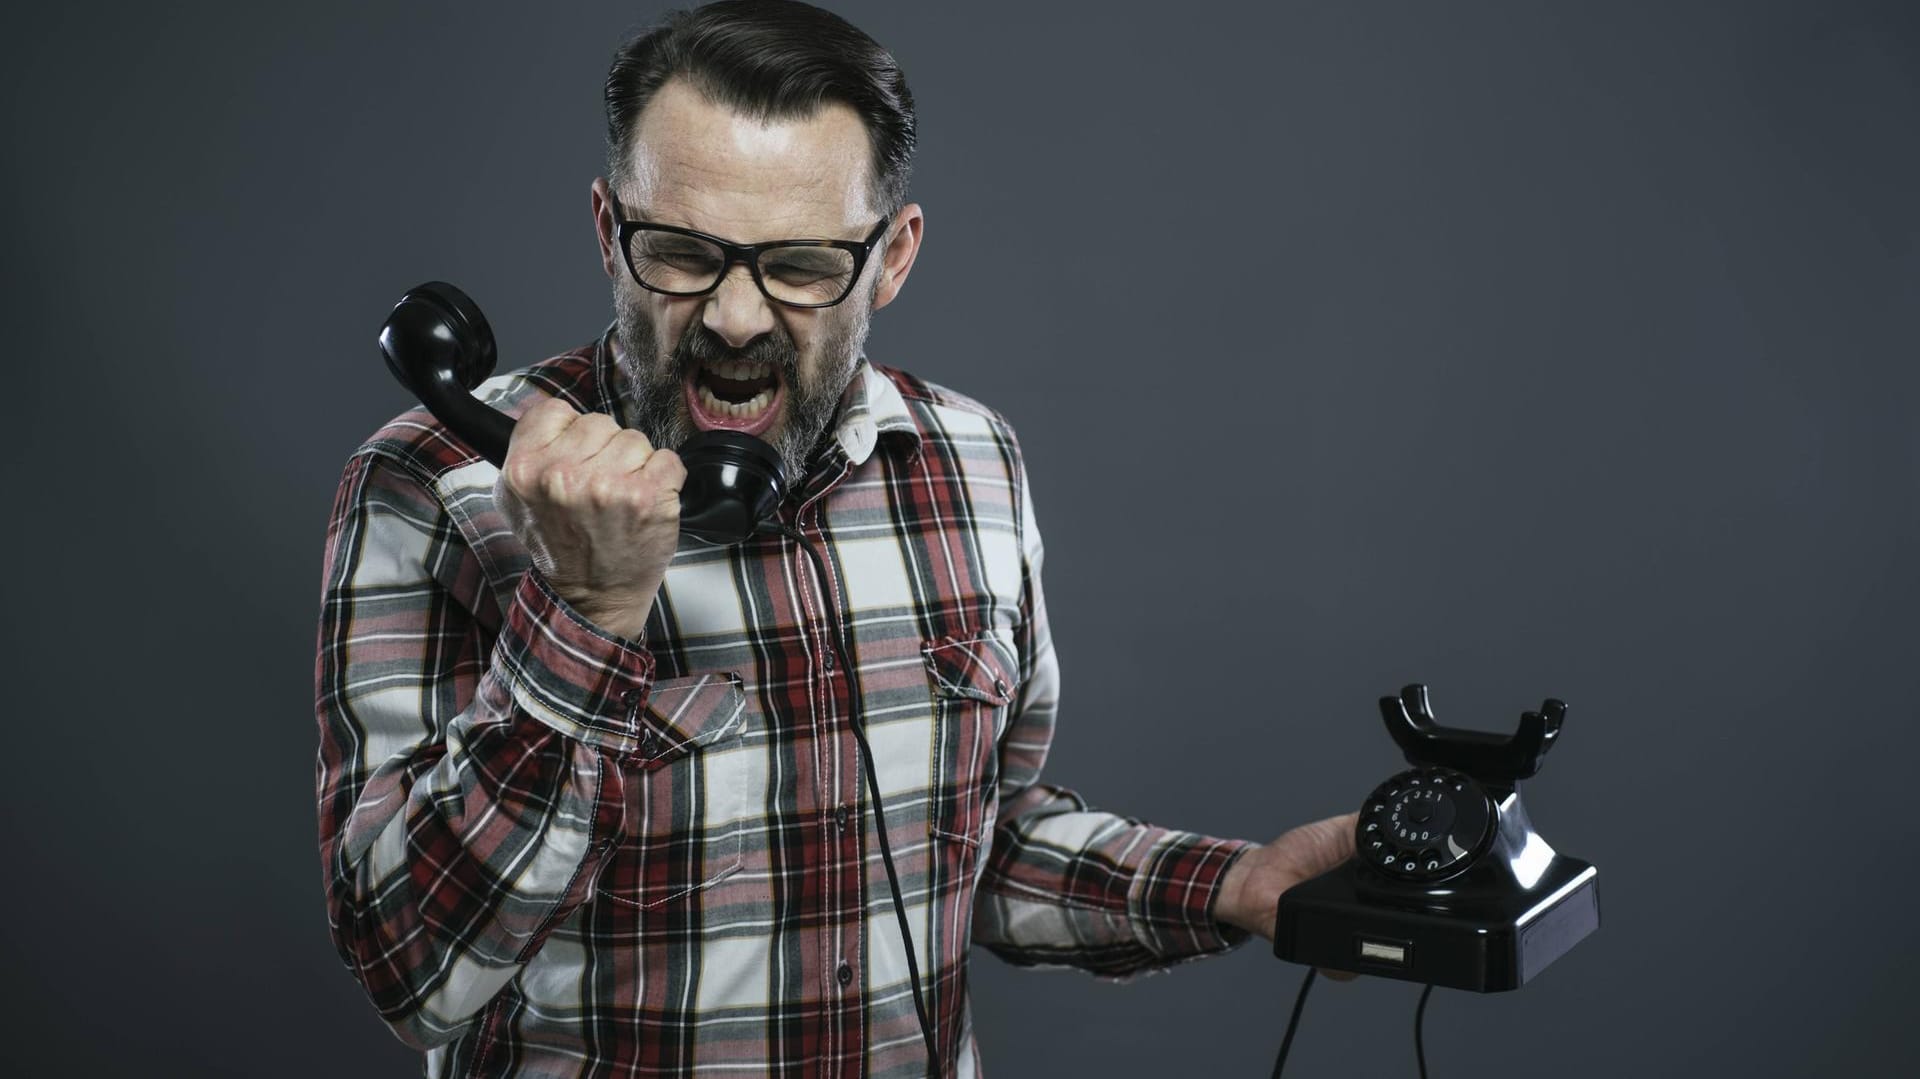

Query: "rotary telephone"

xmin=377 ymin=280 xmax=787 ymax=545
xmin=1268 ymin=684 xmax=1600 ymax=1075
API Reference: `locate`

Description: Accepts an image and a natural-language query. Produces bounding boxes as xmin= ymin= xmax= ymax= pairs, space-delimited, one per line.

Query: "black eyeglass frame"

xmin=614 ymin=211 xmax=893 ymax=309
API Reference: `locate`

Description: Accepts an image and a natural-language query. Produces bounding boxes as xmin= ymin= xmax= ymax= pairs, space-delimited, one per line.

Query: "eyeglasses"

xmin=614 ymin=207 xmax=892 ymax=309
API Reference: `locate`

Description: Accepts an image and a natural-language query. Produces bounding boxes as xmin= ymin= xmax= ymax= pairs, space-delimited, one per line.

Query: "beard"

xmin=611 ymin=282 xmax=874 ymax=485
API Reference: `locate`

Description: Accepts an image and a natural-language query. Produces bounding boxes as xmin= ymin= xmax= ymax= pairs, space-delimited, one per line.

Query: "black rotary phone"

xmin=1265 ymin=685 xmax=1601 ymax=1074
xmin=1274 ymin=683 xmax=1601 ymax=992
xmin=377 ymin=281 xmax=787 ymax=545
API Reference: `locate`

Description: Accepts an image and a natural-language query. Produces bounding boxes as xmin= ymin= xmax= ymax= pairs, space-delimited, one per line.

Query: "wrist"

xmin=1216 ymin=843 xmax=1315 ymax=940
xmin=1215 ymin=844 xmax=1263 ymax=934
xmin=562 ymin=583 xmax=660 ymax=643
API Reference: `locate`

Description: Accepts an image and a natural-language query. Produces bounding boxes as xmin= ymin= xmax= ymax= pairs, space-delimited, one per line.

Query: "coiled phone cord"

xmin=1271 ymin=969 xmax=1435 ymax=1077
xmin=784 ymin=524 xmax=942 ymax=1075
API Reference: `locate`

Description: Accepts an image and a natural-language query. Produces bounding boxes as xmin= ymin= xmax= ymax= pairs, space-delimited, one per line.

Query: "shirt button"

xmin=834 ymin=805 xmax=850 ymax=830
xmin=620 ymin=688 xmax=642 ymax=705
xmin=821 ymin=651 xmax=835 ymax=672
xmin=837 ymin=961 xmax=853 ymax=987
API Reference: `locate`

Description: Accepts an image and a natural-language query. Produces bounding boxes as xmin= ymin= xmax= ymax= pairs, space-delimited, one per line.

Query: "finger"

xmin=638 ymin=446 xmax=688 ymax=495
xmin=1274 ymin=813 xmax=1360 ymax=879
xmin=1299 ymin=812 xmax=1360 ymax=854
xmin=578 ymin=443 xmax=653 ymax=509
xmin=547 ymin=409 xmax=621 ymax=464
xmin=503 ymin=399 xmax=584 ymax=496
xmin=510 ymin=397 xmax=582 ymax=456
xmin=1332 ymin=813 xmax=1359 ymax=859
xmin=593 ymin=429 xmax=659 ymax=477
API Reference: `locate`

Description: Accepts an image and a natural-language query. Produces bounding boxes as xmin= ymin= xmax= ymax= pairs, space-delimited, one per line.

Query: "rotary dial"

xmin=1356 ymin=766 xmax=1494 ymax=883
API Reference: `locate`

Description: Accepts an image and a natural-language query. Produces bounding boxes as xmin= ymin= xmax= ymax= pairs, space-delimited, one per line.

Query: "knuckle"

xmin=539 ymin=466 xmax=578 ymax=502
xmin=502 ymin=460 xmax=534 ymax=496
xmin=584 ymin=473 xmax=625 ymax=506
xmin=649 ymin=447 xmax=687 ymax=477
xmin=525 ymin=397 xmax=570 ymax=429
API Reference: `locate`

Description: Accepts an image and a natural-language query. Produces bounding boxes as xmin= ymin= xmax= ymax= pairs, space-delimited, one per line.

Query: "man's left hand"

xmin=1215 ymin=812 xmax=1360 ymax=943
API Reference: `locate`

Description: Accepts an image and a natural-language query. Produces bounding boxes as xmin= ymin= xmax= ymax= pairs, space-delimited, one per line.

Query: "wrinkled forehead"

xmin=622 ymin=77 xmax=876 ymax=238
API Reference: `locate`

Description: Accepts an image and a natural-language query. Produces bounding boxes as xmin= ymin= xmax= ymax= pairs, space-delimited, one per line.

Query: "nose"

xmin=701 ymin=261 xmax=777 ymax=349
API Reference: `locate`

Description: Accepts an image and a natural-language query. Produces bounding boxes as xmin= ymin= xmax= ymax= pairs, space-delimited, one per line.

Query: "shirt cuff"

xmin=1126 ymin=831 xmax=1258 ymax=963
xmin=494 ymin=567 xmax=657 ymax=756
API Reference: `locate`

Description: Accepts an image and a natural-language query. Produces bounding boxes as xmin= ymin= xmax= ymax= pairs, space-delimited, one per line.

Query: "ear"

xmin=870 ymin=203 xmax=924 ymax=313
xmin=590 ymin=178 xmax=620 ymax=280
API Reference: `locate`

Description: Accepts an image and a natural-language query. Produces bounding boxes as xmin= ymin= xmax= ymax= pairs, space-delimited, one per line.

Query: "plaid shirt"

xmin=314 ymin=328 xmax=1253 ymax=1078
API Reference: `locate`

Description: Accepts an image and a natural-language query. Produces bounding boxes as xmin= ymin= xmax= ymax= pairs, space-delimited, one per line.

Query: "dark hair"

xmin=605 ymin=0 xmax=917 ymax=215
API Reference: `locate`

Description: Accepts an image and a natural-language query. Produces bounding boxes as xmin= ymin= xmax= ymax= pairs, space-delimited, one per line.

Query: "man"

xmin=314 ymin=2 xmax=1355 ymax=1075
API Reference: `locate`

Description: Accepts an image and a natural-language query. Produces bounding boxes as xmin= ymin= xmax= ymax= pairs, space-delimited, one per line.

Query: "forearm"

xmin=968 ymin=459 xmax=1256 ymax=976
xmin=971 ymin=784 xmax=1256 ymax=979
xmin=324 ymin=693 xmax=627 ymax=1048
xmin=315 ymin=453 xmax=651 ymax=1048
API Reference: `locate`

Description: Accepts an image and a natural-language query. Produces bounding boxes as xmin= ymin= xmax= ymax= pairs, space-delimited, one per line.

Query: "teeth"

xmin=698 ymin=383 xmax=775 ymax=420
xmin=704 ymin=357 xmax=772 ymax=381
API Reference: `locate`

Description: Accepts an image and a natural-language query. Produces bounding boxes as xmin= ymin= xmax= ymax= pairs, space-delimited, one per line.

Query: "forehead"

xmin=623 ymin=77 xmax=875 ymax=238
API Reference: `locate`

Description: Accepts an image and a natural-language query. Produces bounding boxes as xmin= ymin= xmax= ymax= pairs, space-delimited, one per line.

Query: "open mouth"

xmin=684 ymin=356 xmax=784 ymax=437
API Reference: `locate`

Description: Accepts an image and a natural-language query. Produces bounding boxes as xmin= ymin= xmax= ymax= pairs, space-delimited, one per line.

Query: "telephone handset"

xmin=1273 ymin=683 xmax=1600 ymax=993
xmin=377 ymin=281 xmax=788 ymax=546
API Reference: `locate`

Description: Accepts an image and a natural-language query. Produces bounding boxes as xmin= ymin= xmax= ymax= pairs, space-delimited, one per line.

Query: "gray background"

xmin=3 ymin=0 xmax=1915 ymax=1075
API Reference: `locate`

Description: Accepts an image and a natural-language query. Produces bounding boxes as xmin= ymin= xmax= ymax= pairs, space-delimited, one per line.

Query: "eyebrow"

xmin=623 ymin=209 xmax=873 ymax=245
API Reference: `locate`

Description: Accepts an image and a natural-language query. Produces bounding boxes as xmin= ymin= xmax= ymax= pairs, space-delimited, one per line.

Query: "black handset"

xmin=1273 ymin=684 xmax=1600 ymax=993
xmin=378 ymin=281 xmax=787 ymax=545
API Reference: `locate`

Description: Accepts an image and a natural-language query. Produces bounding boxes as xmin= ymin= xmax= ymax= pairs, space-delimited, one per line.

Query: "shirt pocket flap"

xmin=631 ymin=672 xmax=746 ymax=767
xmin=922 ymin=631 xmax=1019 ymax=706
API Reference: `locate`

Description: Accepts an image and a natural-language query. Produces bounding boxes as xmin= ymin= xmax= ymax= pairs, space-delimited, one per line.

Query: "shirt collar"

xmin=831 ymin=355 xmax=920 ymax=467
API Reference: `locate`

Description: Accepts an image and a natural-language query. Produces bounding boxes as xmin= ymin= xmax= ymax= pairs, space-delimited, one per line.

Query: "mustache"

xmin=672 ymin=324 xmax=800 ymax=385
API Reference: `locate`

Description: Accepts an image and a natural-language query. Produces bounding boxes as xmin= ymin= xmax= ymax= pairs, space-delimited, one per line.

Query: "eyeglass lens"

xmin=628 ymin=232 xmax=858 ymax=305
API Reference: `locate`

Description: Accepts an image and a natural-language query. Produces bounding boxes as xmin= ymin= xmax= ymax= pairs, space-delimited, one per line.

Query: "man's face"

xmin=592 ymin=78 xmax=921 ymax=483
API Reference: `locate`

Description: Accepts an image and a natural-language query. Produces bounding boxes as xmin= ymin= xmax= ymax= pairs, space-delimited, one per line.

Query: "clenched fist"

xmin=492 ymin=397 xmax=687 ymax=640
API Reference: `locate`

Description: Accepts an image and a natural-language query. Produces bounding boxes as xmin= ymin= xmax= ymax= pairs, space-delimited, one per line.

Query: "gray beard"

xmin=611 ymin=286 xmax=873 ymax=486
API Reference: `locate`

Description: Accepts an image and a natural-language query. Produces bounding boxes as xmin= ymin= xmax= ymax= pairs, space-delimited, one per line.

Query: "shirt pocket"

xmin=594 ymin=671 xmax=749 ymax=912
xmin=921 ymin=630 xmax=1019 ymax=852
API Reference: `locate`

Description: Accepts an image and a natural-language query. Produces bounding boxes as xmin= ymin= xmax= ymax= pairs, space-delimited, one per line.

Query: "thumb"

xmin=1277 ymin=812 xmax=1359 ymax=879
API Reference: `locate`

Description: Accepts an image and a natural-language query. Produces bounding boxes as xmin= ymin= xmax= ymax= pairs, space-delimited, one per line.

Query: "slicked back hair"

xmin=605 ymin=0 xmax=917 ymax=216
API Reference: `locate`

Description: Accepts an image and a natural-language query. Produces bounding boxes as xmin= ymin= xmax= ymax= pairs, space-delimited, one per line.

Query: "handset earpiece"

xmin=675 ymin=429 xmax=787 ymax=544
xmin=379 ymin=281 xmax=514 ymax=463
xmin=378 ymin=281 xmax=787 ymax=545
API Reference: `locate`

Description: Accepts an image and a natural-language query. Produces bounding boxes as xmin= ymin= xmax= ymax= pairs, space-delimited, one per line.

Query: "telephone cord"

xmin=785 ymin=524 xmax=942 ymax=1075
xmin=1415 ymin=982 xmax=1433 ymax=1078
xmin=1269 ymin=967 xmax=1316 ymax=1077
xmin=1270 ymin=970 xmax=1435 ymax=1077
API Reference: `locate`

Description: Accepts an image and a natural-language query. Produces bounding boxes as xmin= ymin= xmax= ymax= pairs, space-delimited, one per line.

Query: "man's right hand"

xmin=492 ymin=397 xmax=687 ymax=641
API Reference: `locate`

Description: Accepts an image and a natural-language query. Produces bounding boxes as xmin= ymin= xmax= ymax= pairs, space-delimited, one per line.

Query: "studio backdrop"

xmin=2 ymin=1 xmax=1914 ymax=1076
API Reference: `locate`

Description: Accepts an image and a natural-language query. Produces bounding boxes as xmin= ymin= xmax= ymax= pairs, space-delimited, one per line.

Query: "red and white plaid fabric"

xmin=314 ymin=328 xmax=1252 ymax=1077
